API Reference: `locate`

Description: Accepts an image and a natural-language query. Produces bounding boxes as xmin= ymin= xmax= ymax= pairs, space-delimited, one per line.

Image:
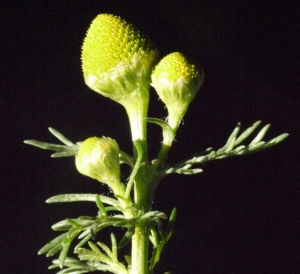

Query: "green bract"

xmin=151 ymin=52 xmax=204 ymax=129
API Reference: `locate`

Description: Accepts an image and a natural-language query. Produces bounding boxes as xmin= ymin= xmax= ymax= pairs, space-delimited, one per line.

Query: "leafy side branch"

xmin=25 ymin=120 xmax=287 ymax=273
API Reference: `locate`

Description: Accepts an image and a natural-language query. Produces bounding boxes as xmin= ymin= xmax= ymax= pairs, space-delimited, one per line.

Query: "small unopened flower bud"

xmin=75 ymin=137 xmax=124 ymax=195
xmin=151 ymin=52 xmax=204 ymax=130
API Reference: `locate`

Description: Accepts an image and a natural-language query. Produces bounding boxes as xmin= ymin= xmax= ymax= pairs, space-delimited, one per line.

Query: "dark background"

xmin=1 ymin=1 xmax=299 ymax=273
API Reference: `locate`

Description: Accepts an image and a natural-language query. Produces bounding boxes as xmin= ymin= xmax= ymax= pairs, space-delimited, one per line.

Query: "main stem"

xmin=124 ymin=89 xmax=152 ymax=274
xmin=130 ymin=221 xmax=149 ymax=274
xmin=129 ymin=142 xmax=154 ymax=274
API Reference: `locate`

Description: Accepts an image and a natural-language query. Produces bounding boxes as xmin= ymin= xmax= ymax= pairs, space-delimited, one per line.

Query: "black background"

xmin=1 ymin=1 xmax=299 ymax=273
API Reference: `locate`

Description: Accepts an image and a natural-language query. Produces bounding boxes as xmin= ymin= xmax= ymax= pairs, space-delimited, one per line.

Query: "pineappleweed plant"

xmin=25 ymin=14 xmax=288 ymax=274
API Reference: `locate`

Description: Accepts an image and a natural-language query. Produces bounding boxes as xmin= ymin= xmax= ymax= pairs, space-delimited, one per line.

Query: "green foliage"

xmin=25 ymin=119 xmax=288 ymax=273
xmin=165 ymin=121 xmax=289 ymax=176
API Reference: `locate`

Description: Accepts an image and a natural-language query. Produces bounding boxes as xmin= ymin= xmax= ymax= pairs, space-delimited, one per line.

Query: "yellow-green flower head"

xmin=81 ymin=14 xmax=157 ymax=104
xmin=151 ymin=52 xmax=204 ymax=129
xmin=75 ymin=137 xmax=120 ymax=186
xmin=151 ymin=52 xmax=203 ymax=107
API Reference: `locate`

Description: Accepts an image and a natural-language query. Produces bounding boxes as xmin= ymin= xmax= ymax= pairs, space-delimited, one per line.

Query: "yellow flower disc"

xmin=82 ymin=13 xmax=155 ymax=82
xmin=153 ymin=52 xmax=199 ymax=83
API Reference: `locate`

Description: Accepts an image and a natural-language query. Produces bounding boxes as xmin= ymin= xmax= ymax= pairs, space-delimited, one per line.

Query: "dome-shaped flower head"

xmin=75 ymin=137 xmax=125 ymax=196
xmin=82 ymin=14 xmax=157 ymax=141
xmin=151 ymin=52 xmax=204 ymax=130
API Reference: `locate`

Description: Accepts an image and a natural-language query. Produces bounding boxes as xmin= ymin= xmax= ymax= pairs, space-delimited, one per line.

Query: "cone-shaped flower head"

xmin=82 ymin=13 xmax=157 ymax=104
xmin=151 ymin=52 xmax=204 ymax=129
xmin=75 ymin=137 xmax=122 ymax=192
xmin=82 ymin=14 xmax=157 ymax=141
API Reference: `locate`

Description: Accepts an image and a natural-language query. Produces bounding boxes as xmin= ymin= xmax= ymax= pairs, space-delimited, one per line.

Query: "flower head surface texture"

xmin=75 ymin=137 xmax=120 ymax=184
xmin=82 ymin=14 xmax=153 ymax=75
xmin=151 ymin=52 xmax=203 ymax=106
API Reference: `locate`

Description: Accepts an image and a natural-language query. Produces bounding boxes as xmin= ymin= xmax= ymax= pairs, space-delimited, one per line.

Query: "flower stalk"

xmin=151 ymin=52 xmax=204 ymax=167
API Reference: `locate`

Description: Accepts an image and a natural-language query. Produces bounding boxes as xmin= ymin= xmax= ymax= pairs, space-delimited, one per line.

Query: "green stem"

xmin=132 ymin=141 xmax=153 ymax=211
xmin=130 ymin=221 xmax=149 ymax=274
xmin=122 ymin=85 xmax=165 ymax=273
xmin=157 ymin=133 xmax=174 ymax=169
xmin=129 ymin=146 xmax=152 ymax=274
xmin=123 ymin=87 xmax=149 ymax=144
xmin=157 ymin=104 xmax=188 ymax=169
xmin=122 ymin=86 xmax=152 ymax=273
xmin=130 ymin=154 xmax=160 ymax=273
